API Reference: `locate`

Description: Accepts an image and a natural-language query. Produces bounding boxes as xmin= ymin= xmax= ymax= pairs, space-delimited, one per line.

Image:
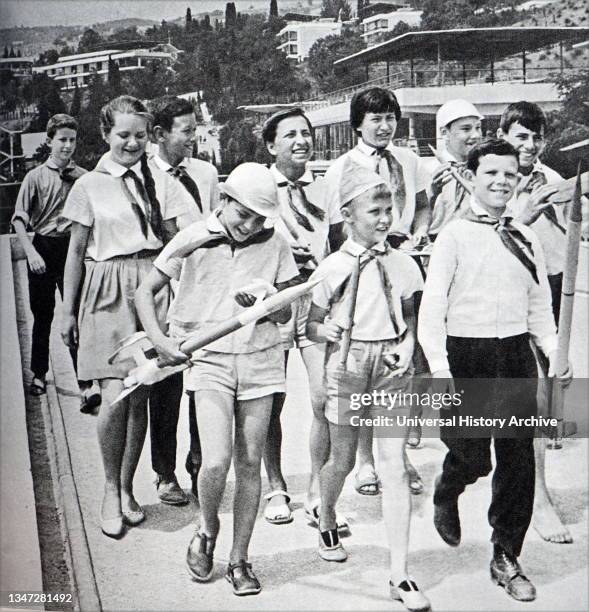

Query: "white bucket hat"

xmin=221 ymin=163 xmax=280 ymax=219
xmin=437 ymin=99 xmax=483 ymax=129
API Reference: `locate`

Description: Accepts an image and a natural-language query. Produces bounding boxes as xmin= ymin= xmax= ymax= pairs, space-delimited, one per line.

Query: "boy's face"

xmin=159 ymin=113 xmax=196 ymax=164
xmin=343 ymin=187 xmax=392 ymax=248
xmin=470 ymin=154 xmax=519 ymax=212
xmin=357 ymin=112 xmax=397 ymax=149
xmin=47 ymin=127 xmax=77 ymax=166
xmin=103 ymin=112 xmax=149 ymax=168
xmin=442 ymin=116 xmax=482 ymax=161
xmin=498 ymin=121 xmax=545 ymax=169
xmin=267 ymin=115 xmax=313 ymax=171
xmin=222 ymin=198 xmax=266 ymax=242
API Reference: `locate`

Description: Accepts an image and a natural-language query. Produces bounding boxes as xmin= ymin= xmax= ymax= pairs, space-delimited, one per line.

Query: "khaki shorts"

xmin=277 ymin=293 xmax=315 ymax=350
xmin=324 ymin=339 xmax=413 ymax=425
xmin=185 ymin=344 xmax=285 ymax=401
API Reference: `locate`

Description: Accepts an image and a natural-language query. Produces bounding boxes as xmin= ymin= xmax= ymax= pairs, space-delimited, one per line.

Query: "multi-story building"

xmin=0 ymin=57 xmax=35 ymax=77
xmin=361 ymin=9 xmax=423 ymax=47
xmin=277 ymin=20 xmax=342 ymax=62
xmin=32 ymin=44 xmax=182 ymax=90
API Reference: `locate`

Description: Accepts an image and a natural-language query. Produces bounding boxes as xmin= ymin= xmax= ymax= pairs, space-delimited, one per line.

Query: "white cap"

xmin=340 ymin=159 xmax=387 ymax=208
xmin=437 ymin=99 xmax=483 ymax=129
xmin=221 ymin=163 xmax=279 ymax=219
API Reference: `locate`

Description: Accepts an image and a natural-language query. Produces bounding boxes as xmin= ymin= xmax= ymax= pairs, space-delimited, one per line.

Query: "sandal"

xmin=29 ymin=377 xmax=46 ymax=396
xmin=407 ymin=424 xmax=422 ymax=448
xmin=263 ymin=490 xmax=293 ymax=525
xmin=304 ymin=498 xmax=349 ymax=533
xmin=225 ymin=560 xmax=261 ymax=596
xmin=354 ymin=469 xmax=380 ymax=496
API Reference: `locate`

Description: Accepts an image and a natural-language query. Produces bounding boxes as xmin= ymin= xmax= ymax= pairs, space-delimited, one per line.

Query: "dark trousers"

xmin=149 ymin=373 xmax=201 ymax=478
xmin=29 ymin=234 xmax=77 ymax=378
xmin=434 ymin=334 xmax=537 ymax=558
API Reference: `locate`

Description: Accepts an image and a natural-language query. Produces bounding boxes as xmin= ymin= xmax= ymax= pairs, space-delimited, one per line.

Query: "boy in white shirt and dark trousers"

xmin=498 ymin=100 xmax=574 ymax=545
xmin=147 ymin=96 xmax=220 ymax=504
xmin=418 ymin=139 xmax=572 ymax=602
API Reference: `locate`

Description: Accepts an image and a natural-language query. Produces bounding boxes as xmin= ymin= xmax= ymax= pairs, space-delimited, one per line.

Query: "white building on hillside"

xmin=277 ymin=20 xmax=342 ymax=62
xmin=32 ymin=44 xmax=182 ymax=90
xmin=361 ymin=10 xmax=423 ymax=47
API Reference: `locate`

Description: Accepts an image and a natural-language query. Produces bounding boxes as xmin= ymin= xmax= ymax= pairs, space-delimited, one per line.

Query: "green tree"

xmin=320 ymin=0 xmax=351 ymax=21
xmin=420 ymin=0 xmax=472 ymax=30
xmin=70 ymin=83 xmax=82 ymax=117
xmin=9 ymin=46 xmax=16 ymax=58
xmin=107 ymin=55 xmax=121 ymax=94
xmin=38 ymin=49 xmax=59 ymax=66
xmin=544 ymin=70 xmax=589 ymax=178
xmin=225 ymin=2 xmax=237 ymax=26
xmin=186 ymin=7 xmax=193 ymax=25
xmin=270 ymin=0 xmax=278 ymax=18
xmin=308 ymin=29 xmax=365 ymax=92
xmin=2 ymin=46 xmax=8 ymax=58
xmin=78 ymin=28 xmax=103 ymax=53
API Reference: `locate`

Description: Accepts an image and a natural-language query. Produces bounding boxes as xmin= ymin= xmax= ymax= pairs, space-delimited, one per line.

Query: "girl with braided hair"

xmin=61 ymin=95 xmax=193 ymax=538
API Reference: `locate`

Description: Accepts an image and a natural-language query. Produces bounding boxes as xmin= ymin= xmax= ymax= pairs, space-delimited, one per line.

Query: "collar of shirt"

xmin=340 ymin=236 xmax=387 ymax=257
xmin=97 ymin=152 xmax=143 ymax=180
xmin=270 ymin=164 xmax=313 ymax=186
xmin=205 ymin=209 xmax=229 ymax=236
xmin=517 ymin=158 xmax=546 ymax=180
xmin=470 ymin=197 xmax=515 ymax=221
xmin=151 ymin=152 xmax=189 ymax=173
xmin=356 ymin=140 xmax=390 ymax=158
xmin=45 ymin=157 xmax=76 ymax=172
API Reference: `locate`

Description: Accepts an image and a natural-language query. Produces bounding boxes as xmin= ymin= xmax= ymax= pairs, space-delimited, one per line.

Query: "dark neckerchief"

xmin=276 ymin=176 xmax=325 ymax=231
xmin=465 ymin=209 xmax=539 ymax=284
xmin=169 ymin=164 xmax=203 ymax=214
xmin=374 ymin=147 xmax=407 ymax=216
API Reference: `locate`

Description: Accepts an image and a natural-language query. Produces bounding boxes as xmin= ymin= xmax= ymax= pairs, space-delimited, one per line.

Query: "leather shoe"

xmin=433 ymin=477 xmax=460 ymax=547
xmin=225 ymin=560 xmax=261 ymax=596
xmin=490 ymin=547 xmax=536 ymax=602
xmin=390 ymin=579 xmax=431 ymax=611
xmin=186 ymin=531 xmax=215 ymax=581
xmin=156 ymin=475 xmax=189 ymax=506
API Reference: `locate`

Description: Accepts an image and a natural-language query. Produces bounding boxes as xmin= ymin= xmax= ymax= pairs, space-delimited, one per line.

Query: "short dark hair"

xmin=466 ymin=138 xmax=518 ymax=173
xmin=499 ymin=101 xmax=547 ymax=135
xmin=350 ymin=87 xmax=401 ymax=131
xmin=261 ymin=107 xmax=313 ymax=144
xmin=149 ymin=96 xmax=195 ymax=132
xmin=46 ymin=113 xmax=78 ymax=138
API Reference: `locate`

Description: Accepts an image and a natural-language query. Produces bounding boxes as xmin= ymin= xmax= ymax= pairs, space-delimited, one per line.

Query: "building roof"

xmin=334 ymin=26 xmax=589 ymax=66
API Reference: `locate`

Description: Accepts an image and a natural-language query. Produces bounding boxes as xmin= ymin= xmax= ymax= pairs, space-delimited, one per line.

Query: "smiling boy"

xmin=307 ymin=161 xmax=429 ymax=611
xmin=146 ymin=95 xmax=220 ymax=504
xmin=135 ymin=162 xmax=298 ymax=596
xmin=428 ymin=99 xmax=483 ymax=238
xmin=12 ymin=114 xmax=91 ymax=401
xmin=498 ymin=100 xmax=574 ymax=545
xmin=418 ymin=139 xmax=572 ymax=602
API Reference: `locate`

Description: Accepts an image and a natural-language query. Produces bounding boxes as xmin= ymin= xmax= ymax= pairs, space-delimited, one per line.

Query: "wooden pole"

xmin=428 ymin=144 xmax=473 ymax=194
xmin=339 ymin=257 xmax=361 ymax=369
xmin=549 ymin=165 xmax=584 ymax=425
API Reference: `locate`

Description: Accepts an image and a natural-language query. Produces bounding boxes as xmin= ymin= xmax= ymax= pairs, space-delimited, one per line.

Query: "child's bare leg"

xmin=533 ymin=436 xmax=572 ymax=543
xmin=356 ymin=425 xmax=378 ymax=494
xmin=263 ymin=390 xmax=288 ymax=505
xmin=300 ymin=344 xmax=329 ymax=503
xmin=195 ymin=390 xmax=234 ymax=538
xmin=231 ymin=395 xmax=274 ymax=563
xmin=97 ymin=379 xmax=128 ymax=518
xmin=319 ymin=423 xmax=359 ymax=530
xmin=120 ymin=386 xmax=149 ymax=512
xmin=377 ymin=434 xmax=411 ymax=583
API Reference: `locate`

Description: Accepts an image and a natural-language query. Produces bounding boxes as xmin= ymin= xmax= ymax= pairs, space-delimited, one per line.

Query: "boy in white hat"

xmin=307 ymin=160 xmax=430 ymax=612
xmin=135 ymin=163 xmax=298 ymax=596
xmin=427 ymin=99 xmax=483 ymax=238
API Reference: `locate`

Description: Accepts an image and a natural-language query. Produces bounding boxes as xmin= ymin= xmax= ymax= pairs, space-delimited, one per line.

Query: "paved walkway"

xmin=37 ymin=244 xmax=589 ymax=610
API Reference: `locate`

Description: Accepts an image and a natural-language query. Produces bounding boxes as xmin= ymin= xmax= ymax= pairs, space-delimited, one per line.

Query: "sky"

xmin=0 ymin=0 xmax=279 ymax=28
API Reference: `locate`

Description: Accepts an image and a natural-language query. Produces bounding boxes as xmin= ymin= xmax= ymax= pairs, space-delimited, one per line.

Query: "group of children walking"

xmin=13 ymin=87 xmax=576 ymax=610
